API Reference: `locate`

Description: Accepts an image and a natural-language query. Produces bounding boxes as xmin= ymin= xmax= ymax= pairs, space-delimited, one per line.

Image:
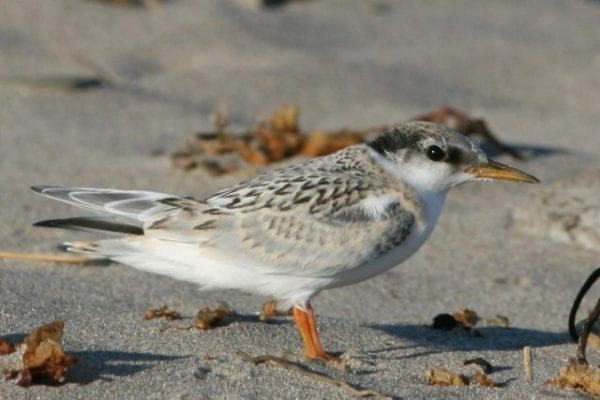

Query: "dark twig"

xmin=238 ymin=351 xmax=391 ymax=399
xmin=576 ymin=299 xmax=600 ymax=364
xmin=463 ymin=357 xmax=493 ymax=374
xmin=568 ymin=267 xmax=600 ymax=364
xmin=569 ymin=268 xmax=600 ymax=342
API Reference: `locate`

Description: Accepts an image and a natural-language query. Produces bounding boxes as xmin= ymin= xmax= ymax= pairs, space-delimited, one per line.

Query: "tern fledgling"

xmin=33 ymin=121 xmax=539 ymax=360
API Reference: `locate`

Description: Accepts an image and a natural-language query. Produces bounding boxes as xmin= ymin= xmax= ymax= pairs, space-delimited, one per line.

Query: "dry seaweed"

xmin=239 ymin=351 xmax=391 ymax=399
xmin=0 ymin=338 xmax=15 ymax=355
xmin=144 ymin=305 xmax=181 ymax=321
xmin=154 ymin=301 xmax=234 ymax=332
xmin=425 ymin=367 xmax=469 ymax=386
xmin=472 ymin=372 xmax=498 ymax=387
xmin=431 ymin=313 xmax=458 ymax=330
xmin=300 ymin=130 xmax=364 ymax=158
xmin=0 ymin=321 xmax=77 ymax=386
xmin=259 ymin=300 xmax=291 ymax=322
xmin=194 ymin=301 xmax=232 ymax=330
xmin=463 ymin=357 xmax=493 ymax=374
xmin=432 ymin=308 xmax=510 ymax=337
xmin=171 ymin=106 xmax=519 ymax=175
xmin=432 ymin=308 xmax=487 ymax=336
xmin=425 ymin=366 xmax=499 ymax=389
xmin=453 ymin=309 xmax=480 ymax=327
xmin=545 ymin=358 xmax=600 ymax=396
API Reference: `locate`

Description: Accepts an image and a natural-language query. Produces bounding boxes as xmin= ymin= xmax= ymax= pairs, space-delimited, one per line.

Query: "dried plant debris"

xmin=239 ymin=351 xmax=391 ymax=399
xmin=0 ymin=338 xmax=15 ymax=355
xmin=259 ymin=300 xmax=291 ymax=322
xmin=425 ymin=366 xmax=499 ymax=388
xmin=425 ymin=367 xmax=469 ymax=386
xmin=194 ymin=301 xmax=233 ymax=331
xmin=171 ymin=106 xmax=363 ymax=174
xmin=432 ymin=309 xmax=509 ymax=337
xmin=154 ymin=301 xmax=234 ymax=332
xmin=0 ymin=321 xmax=77 ymax=387
xmin=545 ymin=358 xmax=600 ymax=396
xmin=431 ymin=313 xmax=458 ymax=330
xmin=171 ymin=106 xmax=519 ymax=175
xmin=472 ymin=372 xmax=499 ymax=388
xmin=453 ymin=309 xmax=480 ymax=328
xmin=432 ymin=309 xmax=481 ymax=336
xmin=144 ymin=305 xmax=181 ymax=321
xmin=463 ymin=357 xmax=493 ymax=374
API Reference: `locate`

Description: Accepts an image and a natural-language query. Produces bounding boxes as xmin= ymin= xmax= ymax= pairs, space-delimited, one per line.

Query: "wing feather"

xmin=32 ymin=185 xmax=206 ymax=226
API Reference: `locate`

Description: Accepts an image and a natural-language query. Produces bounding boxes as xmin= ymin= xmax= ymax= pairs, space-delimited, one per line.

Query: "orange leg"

xmin=292 ymin=303 xmax=337 ymax=361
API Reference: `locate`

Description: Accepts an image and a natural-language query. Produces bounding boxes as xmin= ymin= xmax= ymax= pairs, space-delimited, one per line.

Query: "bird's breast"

xmin=326 ymin=190 xmax=447 ymax=289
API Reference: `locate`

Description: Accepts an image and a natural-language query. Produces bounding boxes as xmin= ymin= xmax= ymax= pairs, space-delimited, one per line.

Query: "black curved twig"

xmin=568 ymin=268 xmax=600 ymax=341
xmin=568 ymin=267 xmax=600 ymax=364
xmin=576 ymin=298 xmax=600 ymax=363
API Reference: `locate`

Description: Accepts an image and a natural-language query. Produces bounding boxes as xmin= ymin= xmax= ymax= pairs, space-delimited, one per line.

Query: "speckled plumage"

xmin=200 ymin=145 xmax=420 ymax=275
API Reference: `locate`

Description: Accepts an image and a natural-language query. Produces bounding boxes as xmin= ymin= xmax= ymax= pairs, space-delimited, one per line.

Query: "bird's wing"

xmin=210 ymin=195 xmax=416 ymax=277
xmin=31 ymin=186 xmax=208 ymax=229
xmin=184 ymin=147 xmax=419 ymax=276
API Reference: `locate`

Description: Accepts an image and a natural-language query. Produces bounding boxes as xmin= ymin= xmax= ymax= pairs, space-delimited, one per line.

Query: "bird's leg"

xmin=293 ymin=304 xmax=338 ymax=361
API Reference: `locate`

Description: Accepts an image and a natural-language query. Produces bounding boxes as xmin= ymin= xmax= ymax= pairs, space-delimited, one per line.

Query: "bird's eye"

xmin=426 ymin=145 xmax=446 ymax=162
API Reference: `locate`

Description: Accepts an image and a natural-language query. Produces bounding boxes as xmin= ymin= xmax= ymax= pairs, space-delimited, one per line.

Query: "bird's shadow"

xmin=63 ymin=315 xmax=285 ymax=384
xmin=366 ymin=323 xmax=568 ymax=359
xmin=1 ymin=313 xmax=288 ymax=385
xmin=66 ymin=350 xmax=184 ymax=384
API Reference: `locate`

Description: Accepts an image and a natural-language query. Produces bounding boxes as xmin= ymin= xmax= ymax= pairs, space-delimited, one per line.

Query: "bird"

xmin=32 ymin=121 xmax=539 ymax=361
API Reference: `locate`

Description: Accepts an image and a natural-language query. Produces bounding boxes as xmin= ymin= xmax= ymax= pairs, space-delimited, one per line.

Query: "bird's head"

xmin=368 ymin=121 xmax=539 ymax=193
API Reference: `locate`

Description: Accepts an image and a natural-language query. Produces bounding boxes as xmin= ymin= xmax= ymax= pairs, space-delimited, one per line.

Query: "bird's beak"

xmin=465 ymin=160 xmax=540 ymax=183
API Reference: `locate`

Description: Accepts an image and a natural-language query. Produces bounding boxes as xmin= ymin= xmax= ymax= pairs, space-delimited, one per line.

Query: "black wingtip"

xmin=33 ymin=219 xmax=62 ymax=228
xmin=33 ymin=217 xmax=143 ymax=235
xmin=31 ymin=185 xmax=52 ymax=194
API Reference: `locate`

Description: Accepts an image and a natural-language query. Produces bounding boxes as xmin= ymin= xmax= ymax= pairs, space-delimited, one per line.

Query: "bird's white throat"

xmin=366 ymin=146 xmax=448 ymax=233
